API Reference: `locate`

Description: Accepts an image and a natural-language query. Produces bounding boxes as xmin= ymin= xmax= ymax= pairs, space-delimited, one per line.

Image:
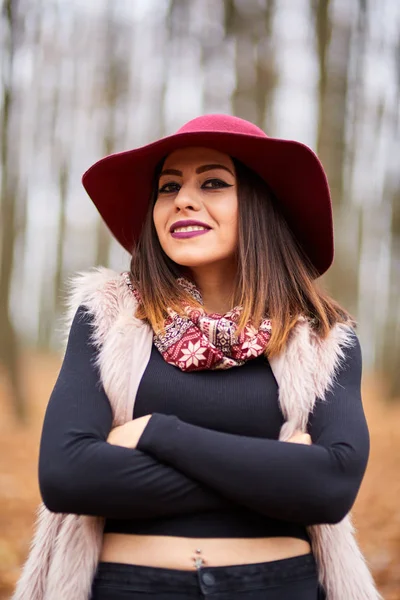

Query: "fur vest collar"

xmin=12 ymin=268 xmax=381 ymax=600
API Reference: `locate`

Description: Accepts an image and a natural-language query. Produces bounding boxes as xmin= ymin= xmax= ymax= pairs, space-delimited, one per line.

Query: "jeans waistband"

xmin=94 ymin=553 xmax=318 ymax=595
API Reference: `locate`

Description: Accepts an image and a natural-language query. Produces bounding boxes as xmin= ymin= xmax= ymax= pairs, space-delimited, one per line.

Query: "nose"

xmin=173 ymin=184 xmax=201 ymax=212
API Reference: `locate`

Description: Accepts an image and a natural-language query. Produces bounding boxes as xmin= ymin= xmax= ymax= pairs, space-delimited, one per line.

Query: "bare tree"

xmin=379 ymin=30 xmax=400 ymax=397
xmin=34 ymin=2 xmax=70 ymax=347
xmin=0 ymin=0 xmax=26 ymax=420
xmin=95 ymin=1 xmax=130 ymax=267
xmin=224 ymin=0 xmax=277 ymax=129
xmin=311 ymin=0 xmax=359 ymax=314
xmin=381 ymin=184 xmax=400 ymax=397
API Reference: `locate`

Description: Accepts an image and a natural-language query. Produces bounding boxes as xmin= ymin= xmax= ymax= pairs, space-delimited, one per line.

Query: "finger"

xmin=287 ymin=433 xmax=312 ymax=445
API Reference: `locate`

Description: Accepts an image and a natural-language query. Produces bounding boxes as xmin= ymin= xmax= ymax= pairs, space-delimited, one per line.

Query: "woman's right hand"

xmin=287 ymin=431 xmax=312 ymax=445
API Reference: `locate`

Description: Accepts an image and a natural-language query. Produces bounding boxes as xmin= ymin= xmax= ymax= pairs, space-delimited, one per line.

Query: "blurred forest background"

xmin=0 ymin=0 xmax=399 ymax=598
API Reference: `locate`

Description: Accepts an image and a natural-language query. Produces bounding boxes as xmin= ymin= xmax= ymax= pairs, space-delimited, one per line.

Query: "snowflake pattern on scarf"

xmin=123 ymin=272 xmax=272 ymax=372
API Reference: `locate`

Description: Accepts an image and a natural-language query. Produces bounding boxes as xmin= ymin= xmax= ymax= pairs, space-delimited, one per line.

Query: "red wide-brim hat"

xmin=82 ymin=114 xmax=333 ymax=276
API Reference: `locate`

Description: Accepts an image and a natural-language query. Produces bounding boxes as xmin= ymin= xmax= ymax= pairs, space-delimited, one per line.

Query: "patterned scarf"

xmin=123 ymin=272 xmax=272 ymax=372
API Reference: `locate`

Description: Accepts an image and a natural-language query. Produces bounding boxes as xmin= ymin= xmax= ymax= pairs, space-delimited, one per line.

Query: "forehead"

xmin=162 ymin=146 xmax=234 ymax=171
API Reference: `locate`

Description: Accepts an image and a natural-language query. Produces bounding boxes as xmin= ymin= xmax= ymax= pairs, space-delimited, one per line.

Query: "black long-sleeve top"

xmin=38 ymin=306 xmax=370 ymax=540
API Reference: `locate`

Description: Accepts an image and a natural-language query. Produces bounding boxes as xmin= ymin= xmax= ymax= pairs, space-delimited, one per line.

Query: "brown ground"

xmin=0 ymin=352 xmax=399 ymax=599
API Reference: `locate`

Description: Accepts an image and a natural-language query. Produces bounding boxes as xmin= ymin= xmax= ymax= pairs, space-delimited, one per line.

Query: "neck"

xmin=189 ymin=262 xmax=237 ymax=314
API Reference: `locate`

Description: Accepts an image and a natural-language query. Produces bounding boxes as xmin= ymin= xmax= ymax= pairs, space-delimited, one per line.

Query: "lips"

xmin=170 ymin=219 xmax=211 ymax=233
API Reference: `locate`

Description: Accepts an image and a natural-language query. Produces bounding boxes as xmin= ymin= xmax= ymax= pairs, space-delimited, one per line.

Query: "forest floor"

xmin=0 ymin=351 xmax=399 ymax=599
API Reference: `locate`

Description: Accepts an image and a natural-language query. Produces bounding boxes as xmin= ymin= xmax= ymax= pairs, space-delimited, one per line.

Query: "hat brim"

xmin=82 ymin=130 xmax=333 ymax=276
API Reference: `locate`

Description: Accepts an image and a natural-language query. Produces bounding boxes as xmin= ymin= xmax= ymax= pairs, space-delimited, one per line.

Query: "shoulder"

xmin=291 ymin=317 xmax=359 ymax=355
xmin=318 ymin=324 xmax=362 ymax=395
xmin=335 ymin=326 xmax=362 ymax=375
xmin=62 ymin=267 xmax=138 ymax=346
xmin=295 ymin=319 xmax=361 ymax=397
xmin=325 ymin=323 xmax=361 ymax=365
xmin=66 ymin=266 xmax=127 ymax=310
xmin=305 ymin=318 xmax=360 ymax=358
xmin=64 ymin=304 xmax=97 ymax=353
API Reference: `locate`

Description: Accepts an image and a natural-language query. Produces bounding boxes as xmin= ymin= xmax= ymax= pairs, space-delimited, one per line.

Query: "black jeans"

xmin=90 ymin=553 xmax=324 ymax=599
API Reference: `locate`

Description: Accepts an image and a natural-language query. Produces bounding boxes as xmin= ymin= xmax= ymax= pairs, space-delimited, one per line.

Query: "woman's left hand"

xmin=287 ymin=430 xmax=312 ymax=445
xmin=107 ymin=415 xmax=152 ymax=449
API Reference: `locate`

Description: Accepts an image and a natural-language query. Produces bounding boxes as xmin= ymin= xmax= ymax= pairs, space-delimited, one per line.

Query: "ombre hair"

xmin=130 ymin=157 xmax=352 ymax=358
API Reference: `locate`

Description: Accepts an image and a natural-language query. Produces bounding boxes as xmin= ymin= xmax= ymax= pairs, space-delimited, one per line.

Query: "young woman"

xmin=14 ymin=115 xmax=381 ymax=600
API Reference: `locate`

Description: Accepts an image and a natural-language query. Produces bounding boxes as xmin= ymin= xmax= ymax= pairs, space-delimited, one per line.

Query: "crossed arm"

xmin=39 ymin=307 xmax=370 ymax=525
xmin=39 ymin=308 xmax=230 ymax=519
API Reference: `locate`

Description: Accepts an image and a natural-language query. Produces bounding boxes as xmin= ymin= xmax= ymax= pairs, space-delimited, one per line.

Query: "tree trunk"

xmin=0 ymin=0 xmax=26 ymax=420
xmin=312 ymin=0 xmax=357 ymax=314
xmin=225 ymin=0 xmax=277 ymax=129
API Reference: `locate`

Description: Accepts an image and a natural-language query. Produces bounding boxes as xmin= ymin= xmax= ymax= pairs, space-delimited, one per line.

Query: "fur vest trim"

xmin=12 ymin=268 xmax=381 ymax=600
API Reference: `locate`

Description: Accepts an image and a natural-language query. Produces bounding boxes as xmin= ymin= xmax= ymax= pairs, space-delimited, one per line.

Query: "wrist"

xmin=137 ymin=413 xmax=180 ymax=456
xmin=107 ymin=414 xmax=153 ymax=449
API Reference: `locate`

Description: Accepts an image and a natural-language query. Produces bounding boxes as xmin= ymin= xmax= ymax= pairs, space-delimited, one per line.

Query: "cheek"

xmin=218 ymin=197 xmax=238 ymax=238
xmin=227 ymin=202 xmax=239 ymax=248
xmin=152 ymin=202 xmax=166 ymax=239
xmin=227 ymin=216 xmax=239 ymax=249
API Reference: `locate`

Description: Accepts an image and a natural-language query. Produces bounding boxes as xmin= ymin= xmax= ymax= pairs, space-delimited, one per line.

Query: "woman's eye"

xmin=202 ymin=178 xmax=230 ymax=189
xmin=158 ymin=182 xmax=180 ymax=194
xmin=158 ymin=178 xmax=231 ymax=194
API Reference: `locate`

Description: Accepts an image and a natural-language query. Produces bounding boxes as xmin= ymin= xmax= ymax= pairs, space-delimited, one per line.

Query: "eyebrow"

xmin=159 ymin=164 xmax=234 ymax=178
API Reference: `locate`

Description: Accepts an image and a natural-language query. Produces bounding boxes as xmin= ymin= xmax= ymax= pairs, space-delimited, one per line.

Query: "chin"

xmin=162 ymin=244 xmax=236 ymax=271
xmin=171 ymin=256 xmax=216 ymax=269
xmin=170 ymin=253 xmax=236 ymax=271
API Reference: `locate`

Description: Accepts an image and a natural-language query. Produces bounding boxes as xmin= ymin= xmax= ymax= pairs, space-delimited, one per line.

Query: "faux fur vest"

xmin=12 ymin=268 xmax=381 ymax=600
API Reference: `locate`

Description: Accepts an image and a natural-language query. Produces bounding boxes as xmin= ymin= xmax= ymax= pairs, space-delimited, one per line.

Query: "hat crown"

xmin=176 ymin=114 xmax=268 ymax=138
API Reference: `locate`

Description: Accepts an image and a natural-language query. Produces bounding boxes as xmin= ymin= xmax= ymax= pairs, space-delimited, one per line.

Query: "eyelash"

xmin=158 ymin=178 xmax=231 ymax=194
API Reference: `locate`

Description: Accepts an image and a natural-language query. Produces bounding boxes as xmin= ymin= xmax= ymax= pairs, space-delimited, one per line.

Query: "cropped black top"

xmin=38 ymin=307 xmax=370 ymax=541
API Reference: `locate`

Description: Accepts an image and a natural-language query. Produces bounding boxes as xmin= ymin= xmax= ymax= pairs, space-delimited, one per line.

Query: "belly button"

xmin=192 ymin=548 xmax=206 ymax=569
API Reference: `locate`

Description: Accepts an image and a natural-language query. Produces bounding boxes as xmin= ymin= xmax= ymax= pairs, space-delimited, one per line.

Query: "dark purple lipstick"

xmin=170 ymin=219 xmax=211 ymax=239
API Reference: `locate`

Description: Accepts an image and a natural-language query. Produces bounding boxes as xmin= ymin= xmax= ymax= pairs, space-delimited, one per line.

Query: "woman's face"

xmin=153 ymin=147 xmax=238 ymax=272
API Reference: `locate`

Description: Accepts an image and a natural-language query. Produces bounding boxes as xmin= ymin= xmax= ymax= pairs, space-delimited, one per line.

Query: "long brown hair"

xmin=130 ymin=156 xmax=351 ymax=357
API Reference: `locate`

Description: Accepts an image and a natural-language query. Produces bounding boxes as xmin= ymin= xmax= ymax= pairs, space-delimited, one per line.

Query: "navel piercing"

xmin=192 ymin=548 xmax=205 ymax=569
